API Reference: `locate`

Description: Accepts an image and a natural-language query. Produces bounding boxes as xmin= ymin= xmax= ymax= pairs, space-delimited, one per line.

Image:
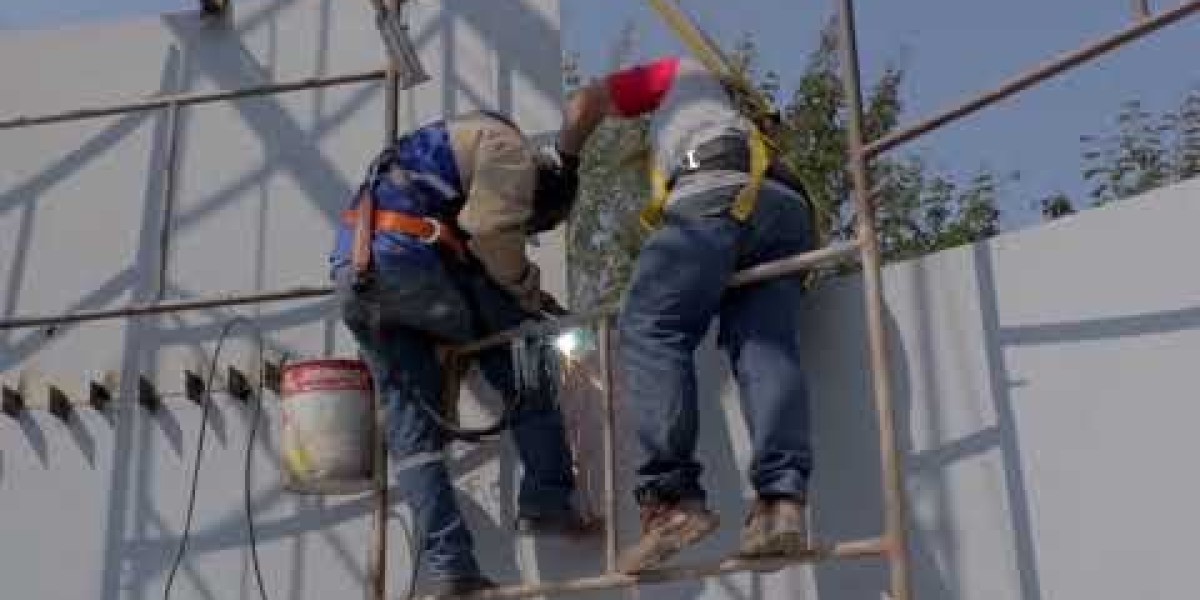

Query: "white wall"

xmin=3 ymin=2 xmax=1200 ymax=598
xmin=0 ymin=1 xmax=573 ymax=598
xmin=560 ymin=178 xmax=1200 ymax=600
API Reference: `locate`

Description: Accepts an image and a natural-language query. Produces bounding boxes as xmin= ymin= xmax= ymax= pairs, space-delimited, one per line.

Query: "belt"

xmin=341 ymin=207 xmax=467 ymax=259
xmin=667 ymin=135 xmax=807 ymax=196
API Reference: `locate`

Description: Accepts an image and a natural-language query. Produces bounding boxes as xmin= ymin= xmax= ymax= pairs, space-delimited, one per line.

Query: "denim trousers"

xmin=336 ymin=260 xmax=575 ymax=580
xmin=619 ymin=182 xmax=816 ymax=505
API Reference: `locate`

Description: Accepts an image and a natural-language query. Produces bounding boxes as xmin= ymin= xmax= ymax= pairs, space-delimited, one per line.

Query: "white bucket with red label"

xmin=279 ymin=359 xmax=376 ymax=494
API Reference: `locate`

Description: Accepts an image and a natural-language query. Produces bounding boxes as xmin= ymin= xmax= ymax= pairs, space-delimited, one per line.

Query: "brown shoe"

xmin=617 ymin=499 xmax=720 ymax=574
xmin=515 ymin=509 xmax=602 ymax=539
xmin=737 ymin=497 xmax=811 ymax=561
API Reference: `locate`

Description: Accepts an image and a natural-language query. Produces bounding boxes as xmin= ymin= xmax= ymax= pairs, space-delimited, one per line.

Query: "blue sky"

xmin=2 ymin=1 xmax=1197 ymax=227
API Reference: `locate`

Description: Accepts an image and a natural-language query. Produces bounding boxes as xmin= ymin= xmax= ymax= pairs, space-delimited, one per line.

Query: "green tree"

xmin=1082 ymin=89 xmax=1200 ymax=206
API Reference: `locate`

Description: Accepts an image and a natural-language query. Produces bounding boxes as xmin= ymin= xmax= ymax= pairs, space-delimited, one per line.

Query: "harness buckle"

xmin=419 ymin=217 xmax=443 ymax=245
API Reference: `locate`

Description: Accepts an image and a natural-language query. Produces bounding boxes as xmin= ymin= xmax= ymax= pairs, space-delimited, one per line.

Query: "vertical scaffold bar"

xmin=835 ymin=1 xmax=913 ymax=599
xmin=367 ymin=29 xmax=402 ymax=600
xmin=599 ymin=318 xmax=619 ymax=572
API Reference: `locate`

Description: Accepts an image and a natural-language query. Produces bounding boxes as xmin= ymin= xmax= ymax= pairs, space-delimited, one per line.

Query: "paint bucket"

xmin=279 ymin=359 xmax=376 ymax=494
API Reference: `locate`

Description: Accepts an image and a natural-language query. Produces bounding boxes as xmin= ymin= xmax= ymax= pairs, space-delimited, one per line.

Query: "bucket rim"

xmin=281 ymin=358 xmax=370 ymax=372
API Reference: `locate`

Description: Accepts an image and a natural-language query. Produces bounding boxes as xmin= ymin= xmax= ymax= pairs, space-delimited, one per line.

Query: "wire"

xmin=163 ymin=315 xmax=270 ymax=600
xmin=418 ymin=334 xmax=555 ymax=442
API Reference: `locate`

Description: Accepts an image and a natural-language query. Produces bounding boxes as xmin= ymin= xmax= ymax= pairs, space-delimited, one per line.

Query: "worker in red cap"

xmin=557 ymin=56 xmax=818 ymax=573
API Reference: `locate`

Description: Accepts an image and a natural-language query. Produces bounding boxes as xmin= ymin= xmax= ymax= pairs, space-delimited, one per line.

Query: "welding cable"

xmin=163 ymin=316 xmax=269 ymax=600
xmin=415 ymin=332 xmax=560 ymax=442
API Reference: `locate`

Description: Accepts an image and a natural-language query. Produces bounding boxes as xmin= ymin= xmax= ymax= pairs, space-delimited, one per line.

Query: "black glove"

xmin=536 ymin=289 xmax=570 ymax=317
xmin=529 ymin=145 xmax=580 ymax=234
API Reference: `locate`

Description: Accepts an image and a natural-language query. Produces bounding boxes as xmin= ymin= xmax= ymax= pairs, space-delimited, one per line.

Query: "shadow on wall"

xmin=803 ymin=268 xmax=969 ymax=600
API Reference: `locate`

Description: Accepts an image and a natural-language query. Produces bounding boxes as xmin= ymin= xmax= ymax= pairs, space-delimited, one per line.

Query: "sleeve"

xmin=453 ymin=120 xmax=544 ymax=313
xmin=605 ymin=56 xmax=681 ymax=117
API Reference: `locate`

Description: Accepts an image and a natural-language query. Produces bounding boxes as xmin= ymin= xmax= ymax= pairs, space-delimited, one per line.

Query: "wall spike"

xmin=2 ymin=386 xmax=24 ymax=417
xmin=184 ymin=370 xmax=206 ymax=404
xmin=263 ymin=360 xmax=283 ymax=395
xmin=138 ymin=377 xmax=161 ymax=412
xmin=47 ymin=385 xmax=73 ymax=420
xmin=227 ymin=366 xmax=252 ymax=401
xmin=89 ymin=381 xmax=113 ymax=411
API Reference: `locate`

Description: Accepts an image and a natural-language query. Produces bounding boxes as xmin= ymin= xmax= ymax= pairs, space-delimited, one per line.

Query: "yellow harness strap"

xmin=640 ymin=0 xmax=771 ymax=229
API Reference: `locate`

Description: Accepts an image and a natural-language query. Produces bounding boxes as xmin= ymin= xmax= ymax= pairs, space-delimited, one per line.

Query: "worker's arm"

xmin=558 ymin=81 xmax=613 ymax=156
xmin=453 ymin=121 xmax=545 ymax=314
xmin=557 ymin=56 xmax=681 ymax=155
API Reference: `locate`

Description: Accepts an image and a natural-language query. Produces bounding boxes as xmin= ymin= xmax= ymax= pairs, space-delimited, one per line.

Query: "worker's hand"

xmin=536 ymin=289 xmax=570 ymax=317
xmin=529 ymin=145 xmax=581 ymax=233
xmin=536 ymin=144 xmax=581 ymax=176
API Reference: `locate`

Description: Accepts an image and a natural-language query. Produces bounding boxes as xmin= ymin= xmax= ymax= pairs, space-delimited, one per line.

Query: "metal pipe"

xmin=729 ymin=240 xmax=859 ymax=286
xmin=367 ymin=36 xmax=402 ymax=600
xmin=455 ymin=242 xmax=857 ymax=355
xmin=367 ymin=387 xmax=388 ymax=600
xmin=598 ymin=317 xmax=618 ymax=572
xmin=0 ymin=237 xmax=857 ymax=334
xmin=836 ymin=1 xmax=913 ymax=599
xmin=455 ymin=537 xmax=885 ymax=599
xmin=864 ymin=0 xmax=1200 ymax=158
xmin=0 ymin=68 xmax=387 ymax=131
xmin=0 ymin=286 xmax=334 ymax=331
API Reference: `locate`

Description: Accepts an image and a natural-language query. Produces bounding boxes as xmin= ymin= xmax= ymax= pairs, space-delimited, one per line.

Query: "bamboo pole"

xmin=836 ymin=1 xmax=912 ymax=598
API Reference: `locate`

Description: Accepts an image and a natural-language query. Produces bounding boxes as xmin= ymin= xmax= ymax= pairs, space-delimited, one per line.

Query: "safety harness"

xmin=345 ymin=120 xmax=469 ymax=289
xmin=641 ymin=0 xmax=832 ymax=249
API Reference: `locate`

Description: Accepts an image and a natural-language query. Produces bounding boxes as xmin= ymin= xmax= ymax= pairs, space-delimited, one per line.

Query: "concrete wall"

xmin=0 ymin=1 xmax=573 ymax=598
xmin=3 ymin=2 xmax=1200 ymax=598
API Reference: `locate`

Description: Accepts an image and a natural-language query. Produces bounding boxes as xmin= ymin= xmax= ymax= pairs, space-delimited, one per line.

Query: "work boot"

xmin=736 ymin=496 xmax=811 ymax=561
xmin=617 ymin=499 xmax=720 ymax=574
xmin=429 ymin=574 xmax=495 ymax=598
xmin=515 ymin=508 xmax=602 ymax=538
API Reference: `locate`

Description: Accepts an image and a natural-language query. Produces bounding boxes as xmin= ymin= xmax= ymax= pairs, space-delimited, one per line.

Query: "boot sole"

xmin=737 ymin=531 xmax=813 ymax=569
xmin=618 ymin=513 xmax=720 ymax=574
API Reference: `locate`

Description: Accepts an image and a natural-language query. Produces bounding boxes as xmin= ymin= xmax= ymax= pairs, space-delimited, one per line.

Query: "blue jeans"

xmin=619 ymin=182 xmax=815 ymax=505
xmin=336 ymin=260 xmax=575 ymax=580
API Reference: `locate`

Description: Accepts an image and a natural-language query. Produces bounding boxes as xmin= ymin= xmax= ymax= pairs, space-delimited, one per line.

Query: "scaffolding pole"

xmin=2 ymin=2 xmax=1199 ymax=599
xmin=449 ymin=537 xmax=885 ymax=599
xmin=0 ymin=241 xmax=857 ymax=333
xmin=865 ymin=0 xmax=1200 ymax=158
xmin=836 ymin=0 xmax=912 ymax=598
xmin=0 ymin=68 xmax=386 ymax=131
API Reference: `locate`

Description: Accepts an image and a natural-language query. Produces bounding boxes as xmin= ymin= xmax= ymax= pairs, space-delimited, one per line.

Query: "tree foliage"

xmin=1037 ymin=88 xmax=1199 ymax=223
xmin=1081 ymin=91 xmax=1200 ymax=206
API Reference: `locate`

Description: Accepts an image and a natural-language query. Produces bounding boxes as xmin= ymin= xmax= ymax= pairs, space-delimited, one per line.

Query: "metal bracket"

xmin=138 ymin=377 xmax=161 ymax=412
xmin=199 ymin=0 xmax=229 ymax=16
xmin=2 ymin=386 xmax=24 ymax=417
xmin=89 ymin=381 xmax=113 ymax=412
xmin=47 ymin=385 xmax=73 ymax=421
xmin=263 ymin=360 xmax=283 ymax=395
xmin=184 ymin=370 xmax=207 ymax=404
xmin=227 ymin=366 xmax=253 ymax=401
